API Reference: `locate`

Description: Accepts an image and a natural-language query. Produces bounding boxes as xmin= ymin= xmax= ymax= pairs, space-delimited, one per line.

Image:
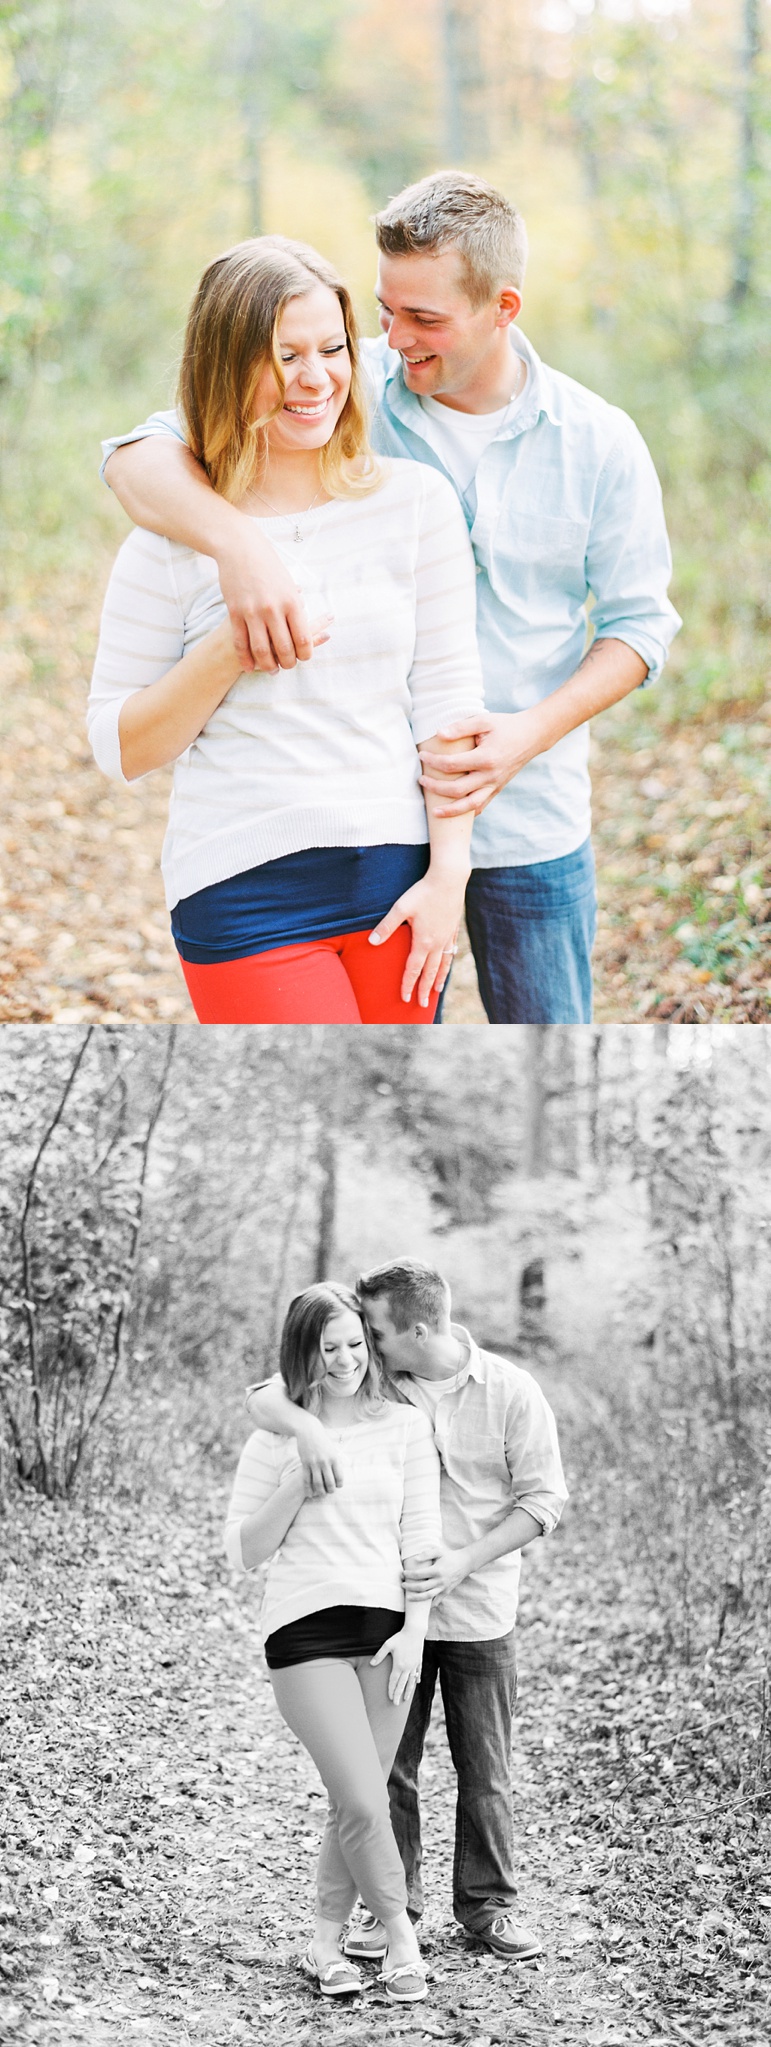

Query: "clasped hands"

xmin=402 ymin=1545 xmax=473 ymax=1601
xmin=371 ymin=1551 xmax=474 ymax=1703
xmin=418 ymin=708 xmax=543 ymax=817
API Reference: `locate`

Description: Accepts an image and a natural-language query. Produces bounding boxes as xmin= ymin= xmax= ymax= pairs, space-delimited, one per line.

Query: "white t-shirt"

xmin=418 ymin=356 xmax=530 ymax=497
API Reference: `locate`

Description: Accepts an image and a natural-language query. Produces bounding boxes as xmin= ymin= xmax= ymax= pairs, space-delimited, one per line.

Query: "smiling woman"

xmin=87 ymin=235 xmax=485 ymax=1024
xmin=224 ymin=1281 xmax=442 ymax=2001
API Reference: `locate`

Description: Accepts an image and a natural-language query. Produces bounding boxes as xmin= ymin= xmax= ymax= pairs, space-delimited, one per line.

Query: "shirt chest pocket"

xmin=487 ymin=510 xmax=589 ymax=605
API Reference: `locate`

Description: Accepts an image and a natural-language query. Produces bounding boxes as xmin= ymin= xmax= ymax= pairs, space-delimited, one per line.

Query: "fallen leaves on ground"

xmin=1 ymin=566 xmax=771 ymax=1024
xmin=2 ymin=1445 xmax=768 ymax=2047
xmin=591 ymin=692 xmax=771 ymax=1024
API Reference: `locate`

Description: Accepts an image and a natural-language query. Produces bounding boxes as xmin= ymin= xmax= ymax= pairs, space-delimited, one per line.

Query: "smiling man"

xmin=102 ymin=170 xmax=681 ymax=1022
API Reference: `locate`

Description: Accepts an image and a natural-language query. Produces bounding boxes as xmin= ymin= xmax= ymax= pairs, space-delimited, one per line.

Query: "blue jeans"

xmin=462 ymin=837 xmax=596 ymax=1024
xmin=387 ymin=1632 xmax=519 ymax=1933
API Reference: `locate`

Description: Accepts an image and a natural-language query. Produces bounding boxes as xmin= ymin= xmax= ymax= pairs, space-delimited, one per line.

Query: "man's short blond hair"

xmin=374 ymin=170 xmax=528 ymax=310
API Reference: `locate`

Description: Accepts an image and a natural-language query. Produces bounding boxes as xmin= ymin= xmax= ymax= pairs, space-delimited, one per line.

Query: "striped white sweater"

xmin=223 ymin=1404 xmax=442 ymax=1641
xmin=88 ymin=461 xmax=485 ymax=911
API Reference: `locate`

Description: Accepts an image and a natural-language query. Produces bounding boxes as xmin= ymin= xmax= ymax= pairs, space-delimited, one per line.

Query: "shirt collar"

xmin=396 ymin=1324 xmax=484 ymax=1402
xmin=382 ymin=328 xmax=561 ymax=439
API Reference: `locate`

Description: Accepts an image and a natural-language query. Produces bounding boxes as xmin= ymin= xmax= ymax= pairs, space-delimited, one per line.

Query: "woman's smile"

xmin=319 ymin=1308 xmax=370 ymax=1399
xmin=283 ymin=394 xmax=334 ymax=419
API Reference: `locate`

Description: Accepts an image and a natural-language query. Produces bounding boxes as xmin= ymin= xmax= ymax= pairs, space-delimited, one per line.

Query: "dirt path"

xmin=0 ymin=1485 xmax=625 ymax=2047
xmin=5 ymin=1443 xmax=765 ymax=2047
xmin=2 ymin=569 xmax=770 ymax=1026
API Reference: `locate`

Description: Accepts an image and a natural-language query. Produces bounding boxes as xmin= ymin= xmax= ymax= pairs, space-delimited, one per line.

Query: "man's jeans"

xmin=463 ymin=836 xmax=597 ymax=1024
xmin=387 ymin=1631 xmax=519 ymax=1934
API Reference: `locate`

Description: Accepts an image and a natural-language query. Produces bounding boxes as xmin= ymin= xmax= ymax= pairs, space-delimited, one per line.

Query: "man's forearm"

xmin=421 ymin=636 xmax=649 ymax=816
xmin=463 ymin=1505 xmax=543 ymax=1576
xmin=402 ymin=1504 xmax=543 ymax=1600
xmin=245 ymin=1378 xmax=343 ymax=1493
xmin=104 ymin=439 xmax=311 ymax=673
xmin=524 ymin=636 xmax=648 ymax=760
xmin=245 ymin=1376 xmax=305 ymax=1437
xmin=105 ymin=438 xmax=241 ymax=554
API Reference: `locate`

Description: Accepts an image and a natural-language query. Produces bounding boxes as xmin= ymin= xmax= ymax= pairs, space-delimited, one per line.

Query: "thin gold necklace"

xmin=253 ymin=484 xmax=325 ymax=543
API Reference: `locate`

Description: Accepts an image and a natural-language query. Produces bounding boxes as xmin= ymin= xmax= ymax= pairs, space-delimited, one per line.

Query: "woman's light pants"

xmin=271 ymin=1654 xmax=411 ymax=1923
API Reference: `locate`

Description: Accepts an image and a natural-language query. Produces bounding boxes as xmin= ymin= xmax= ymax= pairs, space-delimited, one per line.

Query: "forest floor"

xmin=2 ymin=1431 xmax=769 ymax=2047
xmin=1 ymin=562 xmax=771 ymax=1025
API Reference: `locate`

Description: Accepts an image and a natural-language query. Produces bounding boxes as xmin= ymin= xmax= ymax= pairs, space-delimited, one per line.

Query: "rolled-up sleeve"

xmin=101 ymin=407 xmax=187 ymax=485
xmin=408 ymin=471 xmax=486 ymax=745
xmin=87 ymin=528 xmax=185 ymax=782
xmin=586 ymin=419 xmax=681 ymax=684
xmin=504 ymin=1375 xmax=568 ymax=1534
xmin=399 ymin=1409 xmax=443 ymax=1561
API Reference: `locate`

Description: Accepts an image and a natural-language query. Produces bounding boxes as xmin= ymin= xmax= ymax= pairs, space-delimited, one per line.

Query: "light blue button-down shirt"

xmin=362 ymin=329 xmax=681 ymax=866
xmin=102 ymin=327 xmax=680 ymax=866
xmin=395 ymin=1324 xmax=568 ymax=1642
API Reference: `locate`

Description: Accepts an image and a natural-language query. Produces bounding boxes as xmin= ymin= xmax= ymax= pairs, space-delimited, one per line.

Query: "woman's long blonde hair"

xmin=178 ymin=235 xmax=382 ymax=505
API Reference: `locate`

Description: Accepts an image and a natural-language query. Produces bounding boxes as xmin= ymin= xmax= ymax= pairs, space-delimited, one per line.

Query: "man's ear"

xmin=495 ymin=286 xmax=522 ymax=329
xmin=413 ymin=1322 xmax=429 ymax=1346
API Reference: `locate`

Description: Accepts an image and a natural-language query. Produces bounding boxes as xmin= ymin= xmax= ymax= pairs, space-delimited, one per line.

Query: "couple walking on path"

xmin=90 ymin=167 xmax=680 ymax=1025
xmin=224 ymin=1260 xmax=567 ymax=2005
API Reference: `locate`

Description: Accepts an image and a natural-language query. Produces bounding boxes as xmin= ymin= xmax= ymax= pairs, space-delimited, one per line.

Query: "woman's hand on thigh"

xmin=370 ymin=1630 xmax=424 ymax=1707
xmin=367 ymin=877 xmax=465 ymax=1008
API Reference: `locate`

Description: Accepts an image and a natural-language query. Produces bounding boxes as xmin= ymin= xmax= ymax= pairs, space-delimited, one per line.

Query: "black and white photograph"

xmin=1 ymin=1025 xmax=769 ymax=2045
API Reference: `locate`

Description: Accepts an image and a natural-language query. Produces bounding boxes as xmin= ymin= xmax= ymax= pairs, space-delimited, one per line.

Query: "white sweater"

xmin=223 ymin=1405 xmax=442 ymax=1642
xmin=88 ymin=462 xmax=485 ymax=911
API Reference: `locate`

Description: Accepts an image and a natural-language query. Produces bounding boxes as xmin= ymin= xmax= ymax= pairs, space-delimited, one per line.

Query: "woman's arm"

xmin=118 ymin=619 xmax=243 ymax=780
xmin=368 ymin=731 xmax=473 ymax=1007
xmin=235 ymin=1465 xmax=306 ymax=1574
xmin=223 ymin=1430 xmax=306 ymax=1574
xmin=366 ymin=472 xmax=485 ymax=1006
xmin=371 ymin=1412 xmax=442 ymax=1702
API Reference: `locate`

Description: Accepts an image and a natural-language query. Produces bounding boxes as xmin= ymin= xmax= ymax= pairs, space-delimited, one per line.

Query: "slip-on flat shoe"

xmin=472 ymin=1915 xmax=543 ymax=1961
xmin=380 ymin=1959 xmax=429 ymax=2003
xmin=343 ymin=1914 xmax=388 ymax=1958
xmin=303 ymin=1946 xmax=362 ymax=1996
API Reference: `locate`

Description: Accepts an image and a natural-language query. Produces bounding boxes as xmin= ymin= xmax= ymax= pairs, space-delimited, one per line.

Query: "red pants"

xmin=179 ymin=924 xmax=439 ymax=1024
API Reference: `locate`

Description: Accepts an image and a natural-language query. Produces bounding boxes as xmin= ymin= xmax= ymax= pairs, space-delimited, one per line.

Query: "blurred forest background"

xmin=1 ymin=0 xmax=771 ymax=1024
xmin=2 ymin=1023 xmax=770 ymax=2042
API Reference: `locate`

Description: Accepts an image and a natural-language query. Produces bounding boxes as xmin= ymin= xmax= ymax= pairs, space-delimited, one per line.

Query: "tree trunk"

xmin=731 ymin=0 xmax=761 ymax=305
xmin=314 ymin=1127 xmax=337 ymax=1282
xmin=439 ymin=0 xmax=486 ymax=161
xmin=588 ymin=1028 xmax=602 ymax=1166
xmin=236 ymin=1 xmax=264 ymax=234
xmin=521 ymin=1025 xmax=549 ymax=1178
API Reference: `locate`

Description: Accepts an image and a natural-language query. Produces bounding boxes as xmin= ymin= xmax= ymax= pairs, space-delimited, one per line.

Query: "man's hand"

xmin=419 ymin=709 xmax=543 ymax=817
xmin=419 ymin=643 xmax=649 ymax=816
xmin=402 ymin=1546 xmax=474 ymax=1600
xmin=216 ymin=530 xmax=321 ymax=674
xmin=292 ymin=1418 xmax=344 ymax=1498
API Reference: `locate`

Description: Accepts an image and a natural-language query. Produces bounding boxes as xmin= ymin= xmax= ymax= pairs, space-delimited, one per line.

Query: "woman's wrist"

xmin=425 ymin=853 xmax=472 ymax=885
xmin=401 ymin=1604 xmax=431 ymax=1638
